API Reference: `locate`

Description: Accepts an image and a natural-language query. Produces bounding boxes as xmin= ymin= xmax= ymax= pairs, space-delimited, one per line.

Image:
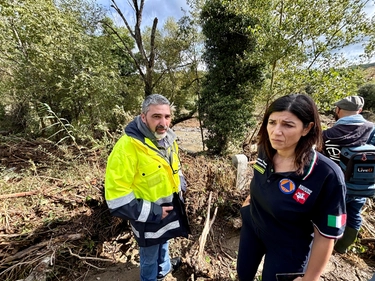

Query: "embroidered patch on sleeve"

xmin=327 ymin=214 xmax=347 ymax=228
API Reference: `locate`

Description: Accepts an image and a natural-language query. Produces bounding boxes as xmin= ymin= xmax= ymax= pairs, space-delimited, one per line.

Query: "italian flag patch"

xmin=327 ymin=214 xmax=347 ymax=228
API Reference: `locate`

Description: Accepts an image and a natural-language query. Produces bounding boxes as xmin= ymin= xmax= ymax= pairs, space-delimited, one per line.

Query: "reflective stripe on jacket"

xmin=105 ymin=130 xmax=188 ymax=246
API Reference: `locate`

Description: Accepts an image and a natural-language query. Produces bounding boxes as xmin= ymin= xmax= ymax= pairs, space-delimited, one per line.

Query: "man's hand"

xmin=242 ymin=195 xmax=250 ymax=207
xmin=162 ymin=206 xmax=173 ymax=219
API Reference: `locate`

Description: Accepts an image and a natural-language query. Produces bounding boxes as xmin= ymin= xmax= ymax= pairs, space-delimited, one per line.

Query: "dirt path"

xmin=84 ymin=236 xmax=375 ymax=281
xmin=82 ymin=232 xmax=241 ymax=281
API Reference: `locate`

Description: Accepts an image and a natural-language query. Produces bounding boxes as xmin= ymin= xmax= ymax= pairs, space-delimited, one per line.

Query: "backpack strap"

xmin=366 ymin=127 xmax=375 ymax=144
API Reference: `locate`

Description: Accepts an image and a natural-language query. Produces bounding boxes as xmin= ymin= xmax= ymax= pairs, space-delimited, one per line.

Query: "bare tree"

xmin=106 ymin=0 xmax=158 ymax=97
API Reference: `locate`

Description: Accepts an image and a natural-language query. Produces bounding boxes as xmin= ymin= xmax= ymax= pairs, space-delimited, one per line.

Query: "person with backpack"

xmin=322 ymin=95 xmax=375 ymax=253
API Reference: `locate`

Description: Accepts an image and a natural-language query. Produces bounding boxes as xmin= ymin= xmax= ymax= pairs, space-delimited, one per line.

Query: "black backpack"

xmin=339 ymin=144 xmax=375 ymax=197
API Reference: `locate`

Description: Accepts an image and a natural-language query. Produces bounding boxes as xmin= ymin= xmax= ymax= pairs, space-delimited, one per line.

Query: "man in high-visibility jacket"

xmin=105 ymin=94 xmax=190 ymax=281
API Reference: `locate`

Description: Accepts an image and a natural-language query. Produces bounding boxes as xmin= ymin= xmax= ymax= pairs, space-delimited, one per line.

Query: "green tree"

xmin=104 ymin=0 xmax=204 ymax=126
xmin=105 ymin=0 xmax=160 ymax=97
xmin=150 ymin=17 xmax=204 ymax=124
xmin=233 ymin=0 xmax=373 ymax=109
xmin=0 ymin=0 xmax=132 ymax=141
xmin=199 ymin=0 xmax=263 ymax=154
xmin=359 ymin=83 xmax=375 ymax=111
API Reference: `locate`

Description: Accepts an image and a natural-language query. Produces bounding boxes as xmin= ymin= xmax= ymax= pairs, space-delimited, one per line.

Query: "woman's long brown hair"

xmin=257 ymin=94 xmax=322 ymax=174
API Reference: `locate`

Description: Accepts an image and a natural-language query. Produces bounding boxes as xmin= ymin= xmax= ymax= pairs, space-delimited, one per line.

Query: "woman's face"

xmin=267 ymin=111 xmax=312 ymax=154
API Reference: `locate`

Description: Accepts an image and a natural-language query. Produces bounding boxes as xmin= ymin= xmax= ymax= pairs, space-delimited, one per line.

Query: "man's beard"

xmin=334 ymin=112 xmax=339 ymax=121
xmin=154 ymin=125 xmax=168 ymax=140
xmin=154 ymin=131 xmax=168 ymax=140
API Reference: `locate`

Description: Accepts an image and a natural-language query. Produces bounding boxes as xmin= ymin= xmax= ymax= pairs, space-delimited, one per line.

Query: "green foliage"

xmin=298 ymin=67 xmax=365 ymax=113
xmin=83 ymin=238 xmax=96 ymax=252
xmin=198 ymin=0 xmax=263 ymax=154
xmin=97 ymin=1 xmax=204 ymax=127
xmin=38 ymin=103 xmax=77 ymax=145
xmin=231 ymin=0 xmax=373 ymax=109
xmin=0 ymin=0 xmax=136 ymax=140
xmin=146 ymin=17 xmax=203 ymax=121
xmin=358 ymin=83 xmax=375 ymax=111
xmin=0 ymin=0 xmax=373 ymax=150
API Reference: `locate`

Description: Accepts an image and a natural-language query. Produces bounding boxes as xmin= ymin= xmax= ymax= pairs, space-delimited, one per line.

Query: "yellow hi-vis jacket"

xmin=105 ymin=119 xmax=189 ymax=247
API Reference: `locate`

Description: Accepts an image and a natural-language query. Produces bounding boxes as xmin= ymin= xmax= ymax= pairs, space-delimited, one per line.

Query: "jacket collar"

xmin=125 ymin=115 xmax=177 ymax=149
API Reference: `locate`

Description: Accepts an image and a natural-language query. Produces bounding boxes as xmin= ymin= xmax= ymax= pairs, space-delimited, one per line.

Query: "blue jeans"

xmin=345 ymin=195 xmax=367 ymax=230
xmin=139 ymin=241 xmax=171 ymax=281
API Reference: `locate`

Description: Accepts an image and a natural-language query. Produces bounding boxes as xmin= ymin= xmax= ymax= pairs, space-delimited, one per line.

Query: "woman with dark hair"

xmin=237 ymin=94 xmax=346 ymax=281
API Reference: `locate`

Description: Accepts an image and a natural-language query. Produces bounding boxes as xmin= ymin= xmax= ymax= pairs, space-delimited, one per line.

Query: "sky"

xmin=97 ymin=0 xmax=189 ymax=27
xmin=342 ymin=0 xmax=375 ymax=63
xmin=97 ymin=0 xmax=375 ymax=64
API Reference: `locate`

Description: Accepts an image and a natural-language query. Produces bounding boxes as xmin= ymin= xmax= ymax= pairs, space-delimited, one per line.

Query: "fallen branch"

xmin=0 ymin=185 xmax=76 ymax=200
xmin=361 ymin=217 xmax=375 ymax=238
xmin=82 ymin=260 xmax=106 ymax=271
xmin=63 ymin=248 xmax=111 ymax=271
xmin=67 ymin=248 xmax=113 ymax=263
xmin=2 ymin=233 xmax=84 ymax=264
xmin=198 ymin=191 xmax=215 ymax=257
xmin=186 ymin=191 xmax=217 ymax=278
xmin=0 ymin=191 xmax=39 ymax=199
xmin=15 ymin=256 xmax=52 ymax=281
xmin=360 ymin=237 xmax=375 ymax=243
xmin=218 ymin=239 xmax=235 ymax=261
xmin=0 ymin=233 xmax=29 ymax=238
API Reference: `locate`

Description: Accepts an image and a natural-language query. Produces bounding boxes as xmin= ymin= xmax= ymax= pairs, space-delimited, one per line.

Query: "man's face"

xmin=141 ymin=104 xmax=171 ymax=139
xmin=334 ymin=107 xmax=340 ymax=121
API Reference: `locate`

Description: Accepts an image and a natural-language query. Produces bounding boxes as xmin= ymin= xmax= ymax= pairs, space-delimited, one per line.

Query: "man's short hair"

xmin=142 ymin=94 xmax=171 ymax=114
xmin=334 ymin=96 xmax=364 ymax=111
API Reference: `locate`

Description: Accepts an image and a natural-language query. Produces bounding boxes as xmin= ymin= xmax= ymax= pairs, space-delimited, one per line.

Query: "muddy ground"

xmin=0 ymin=118 xmax=374 ymax=281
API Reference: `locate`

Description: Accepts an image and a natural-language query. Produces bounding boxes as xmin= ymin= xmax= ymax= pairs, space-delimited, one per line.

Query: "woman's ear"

xmin=302 ymin=122 xmax=314 ymax=136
